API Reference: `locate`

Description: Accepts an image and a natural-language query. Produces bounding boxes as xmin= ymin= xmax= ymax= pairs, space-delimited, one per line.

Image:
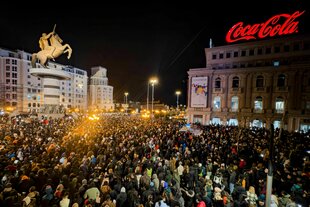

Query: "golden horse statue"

xmin=31 ymin=30 xmax=72 ymax=68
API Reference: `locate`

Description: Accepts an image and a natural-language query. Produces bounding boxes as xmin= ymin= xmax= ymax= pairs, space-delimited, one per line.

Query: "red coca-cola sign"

xmin=226 ymin=11 xmax=305 ymax=43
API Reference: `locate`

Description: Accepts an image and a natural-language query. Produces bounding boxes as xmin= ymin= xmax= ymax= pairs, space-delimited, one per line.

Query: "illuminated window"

xmin=254 ymin=96 xmax=263 ymax=112
xmin=275 ymin=97 xmax=284 ymax=113
xmin=231 ymin=96 xmax=239 ymax=112
xmin=274 ymin=120 xmax=281 ymax=129
xmin=213 ymin=96 xmax=221 ymax=109
xmin=306 ymin=101 xmax=310 ymax=110
xmin=273 ymin=61 xmax=280 ymax=67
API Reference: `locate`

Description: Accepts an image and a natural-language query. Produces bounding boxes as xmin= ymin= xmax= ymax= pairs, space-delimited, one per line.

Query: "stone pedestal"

xmin=30 ymin=68 xmax=71 ymax=114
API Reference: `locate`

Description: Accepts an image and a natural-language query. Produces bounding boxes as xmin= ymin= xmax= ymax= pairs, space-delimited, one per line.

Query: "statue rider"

xmin=39 ymin=26 xmax=57 ymax=60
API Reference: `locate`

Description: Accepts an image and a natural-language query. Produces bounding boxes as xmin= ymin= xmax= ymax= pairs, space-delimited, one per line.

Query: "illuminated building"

xmin=0 ymin=47 xmax=88 ymax=114
xmin=187 ymin=35 xmax=310 ymax=132
xmin=88 ymin=66 xmax=114 ymax=111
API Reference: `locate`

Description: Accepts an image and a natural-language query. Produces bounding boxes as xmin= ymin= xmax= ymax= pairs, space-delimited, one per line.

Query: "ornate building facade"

xmin=187 ymin=35 xmax=310 ymax=132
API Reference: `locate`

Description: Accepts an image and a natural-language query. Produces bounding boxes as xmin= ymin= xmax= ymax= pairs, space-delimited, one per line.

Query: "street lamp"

xmin=175 ymin=90 xmax=181 ymax=109
xmin=149 ymin=78 xmax=158 ymax=118
xmin=147 ymin=82 xmax=149 ymax=112
xmin=124 ymin=92 xmax=129 ymax=113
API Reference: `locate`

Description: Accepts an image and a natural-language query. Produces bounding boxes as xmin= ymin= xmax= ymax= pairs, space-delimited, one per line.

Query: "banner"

xmin=191 ymin=77 xmax=208 ymax=107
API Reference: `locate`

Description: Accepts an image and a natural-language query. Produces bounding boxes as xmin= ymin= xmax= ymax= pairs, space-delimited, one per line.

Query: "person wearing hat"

xmin=116 ymin=187 xmax=127 ymax=207
xmin=18 ymin=175 xmax=32 ymax=194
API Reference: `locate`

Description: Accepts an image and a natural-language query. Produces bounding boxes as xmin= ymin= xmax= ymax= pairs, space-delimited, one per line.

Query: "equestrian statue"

xmin=31 ymin=25 xmax=72 ymax=68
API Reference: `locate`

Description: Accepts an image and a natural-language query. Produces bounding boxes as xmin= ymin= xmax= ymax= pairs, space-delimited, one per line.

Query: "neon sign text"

xmin=226 ymin=11 xmax=305 ymax=43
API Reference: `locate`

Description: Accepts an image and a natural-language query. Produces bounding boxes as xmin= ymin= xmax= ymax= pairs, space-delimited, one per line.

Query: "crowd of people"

xmin=0 ymin=114 xmax=309 ymax=207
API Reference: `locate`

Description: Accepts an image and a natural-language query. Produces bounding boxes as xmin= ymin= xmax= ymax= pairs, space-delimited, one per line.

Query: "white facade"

xmin=88 ymin=66 xmax=114 ymax=110
xmin=0 ymin=47 xmax=88 ymax=114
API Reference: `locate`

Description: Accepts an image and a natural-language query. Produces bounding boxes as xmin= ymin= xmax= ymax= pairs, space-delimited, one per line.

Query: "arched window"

xmin=231 ymin=96 xmax=239 ymax=112
xmin=275 ymin=97 xmax=284 ymax=113
xmin=254 ymin=96 xmax=263 ymax=112
xmin=215 ymin=77 xmax=221 ymax=88
xmin=277 ymin=74 xmax=286 ymax=87
xmin=213 ymin=96 xmax=221 ymax=109
xmin=28 ymin=103 xmax=31 ymax=107
xmin=256 ymin=75 xmax=264 ymax=88
xmin=232 ymin=76 xmax=239 ymax=88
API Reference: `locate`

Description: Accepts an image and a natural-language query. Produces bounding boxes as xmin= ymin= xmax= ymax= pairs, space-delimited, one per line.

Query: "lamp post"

xmin=175 ymin=90 xmax=181 ymax=109
xmin=124 ymin=92 xmax=129 ymax=113
xmin=147 ymin=83 xmax=149 ymax=112
xmin=149 ymin=78 xmax=158 ymax=118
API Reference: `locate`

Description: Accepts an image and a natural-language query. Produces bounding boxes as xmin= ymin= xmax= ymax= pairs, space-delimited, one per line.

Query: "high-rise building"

xmin=0 ymin=47 xmax=88 ymax=114
xmin=187 ymin=35 xmax=310 ymax=132
xmin=88 ymin=66 xmax=114 ymax=111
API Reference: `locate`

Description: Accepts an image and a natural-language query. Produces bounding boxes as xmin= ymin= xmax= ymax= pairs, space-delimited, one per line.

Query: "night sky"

xmin=0 ymin=1 xmax=309 ymax=106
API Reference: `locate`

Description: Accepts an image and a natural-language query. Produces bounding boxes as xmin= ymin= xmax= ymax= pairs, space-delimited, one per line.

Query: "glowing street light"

xmin=175 ymin=90 xmax=181 ymax=109
xmin=149 ymin=78 xmax=158 ymax=118
xmin=124 ymin=92 xmax=129 ymax=105
xmin=124 ymin=92 xmax=129 ymax=113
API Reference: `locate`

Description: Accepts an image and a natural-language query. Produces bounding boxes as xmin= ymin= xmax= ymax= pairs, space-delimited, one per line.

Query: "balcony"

xmin=213 ymin=88 xmax=223 ymax=93
xmin=229 ymin=108 xmax=239 ymax=112
xmin=230 ymin=87 xmax=243 ymax=93
xmin=253 ymin=108 xmax=264 ymax=113
xmin=275 ymin=109 xmax=284 ymax=114
xmin=254 ymin=87 xmax=267 ymax=92
xmin=276 ymin=86 xmax=289 ymax=92
xmin=212 ymin=107 xmax=222 ymax=112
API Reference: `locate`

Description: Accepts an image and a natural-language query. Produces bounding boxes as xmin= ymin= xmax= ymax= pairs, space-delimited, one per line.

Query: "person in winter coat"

xmin=116 ymin=187 xmax=127 ymax=207
xmin=41 ymin=185 xmax=54 ymax=206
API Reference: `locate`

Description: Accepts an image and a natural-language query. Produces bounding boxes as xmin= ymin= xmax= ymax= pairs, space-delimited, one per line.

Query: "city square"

xmin=0 ymin=1 xmax=309 ymax=207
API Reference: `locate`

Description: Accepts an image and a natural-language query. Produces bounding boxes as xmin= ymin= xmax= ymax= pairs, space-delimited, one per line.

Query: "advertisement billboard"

xmin=191 ymin=76 xmax=208 ymax=108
